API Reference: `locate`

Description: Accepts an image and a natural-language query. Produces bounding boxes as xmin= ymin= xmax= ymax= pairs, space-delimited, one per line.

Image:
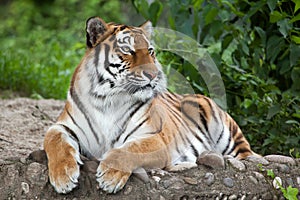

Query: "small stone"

xmin=274 ymin=163 xmax=290 ymax=173
xmin=159 ymin=195 xmax=166 ymax=200
xmin=197 ymin=151 xmax=225 ymax=169
xmin=82 ymin=160 xmax=98 ymax=173
xmin=228 ymin=194 xmax=237 ymax=200
xmin=227 ymin=158 xmax=246 ymax=171
xmin=162 ymin=177 xmax=184 ymax=189
xmin=26 ymin=162 xmax=48 ymax=187
xmin=264 ymin=155 xmax=296 ymax=166
xmin=240 ymin=195 xmax=246 ymax=200
xmin=253 ymin=172 xmax=265 ymax=183
xmin=223 ymin=177 xmax=234 ymax=188
xmin=183 ymin=177 xmax=197 ymax=185
xmin=152 ymin=176 xmax=161 ymax=183
xmin=286 ymin=178 xmax=293 ymax=186
xmin=133 ymin=168 xmax=149 ymax=183
xmin=21 ymin=182 xmax=29 ymax=194
xmin=297 ymin=177 xmax=300 ymax=185
xmin=204 ymin=172 xmax=215 ymax=186
xmin=262 ymin=192 xmax=273 ymax=199
xmin=123 ymin=185 xmax=132 ymax=195
xmin=20 ymin=157 xmax=27 ymax=164
xmin=251 ymin=197 xmax=258 ymax=200
xmin=246 ymin=155 xmax=269 ymax=165
xmin=273 ymin=177 xmax=282 ymax=189
xmin=248 ymin=175 xmax=258 ymax=185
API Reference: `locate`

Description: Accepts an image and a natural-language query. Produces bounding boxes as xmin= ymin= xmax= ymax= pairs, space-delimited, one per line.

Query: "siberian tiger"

xmin=44 ymin=17 xmax=257 ymax=194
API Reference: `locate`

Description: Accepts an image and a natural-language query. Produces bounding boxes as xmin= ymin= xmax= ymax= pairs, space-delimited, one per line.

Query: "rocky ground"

xmin=0 ymin=98 xmax=299 ymax=200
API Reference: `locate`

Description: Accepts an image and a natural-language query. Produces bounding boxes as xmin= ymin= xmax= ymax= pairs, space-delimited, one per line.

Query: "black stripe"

xmin=123 ymin=117 xmax=149 ymax=143
xmin=182 ymin=108 xmax=208 ymax=141
xmin=65 ymin=108 xmax=91 ymax=147
xmin=183 ymin=100 xmax=209 ymax=132
xmin=222 ymin=136 xmax=232 ymax=155
xmin=191 ymin=144 xmax=199 ymax=157
xmin=216 ymin=124 xmax=224 ymax=145
xmin=103 ymin=44 xmax=116 ymax=78
xmin=94 ymin=45 xmax=101 ymax=66
xmin=70 ymin=88 xmax=100 ymax=144
xmin=58 ymin=124 xmax=81 ymax=154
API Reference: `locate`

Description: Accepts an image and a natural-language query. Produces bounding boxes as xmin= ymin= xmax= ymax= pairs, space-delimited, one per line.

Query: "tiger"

xmin=44 ymin=16 xmax=258 ymax=194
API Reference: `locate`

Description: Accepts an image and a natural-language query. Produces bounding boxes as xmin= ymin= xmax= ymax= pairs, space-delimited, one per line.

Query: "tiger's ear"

xmin=86 ymin=17 xmax=108 ymax=48
xmin=140 ymin=21 xmax=153 ymax=39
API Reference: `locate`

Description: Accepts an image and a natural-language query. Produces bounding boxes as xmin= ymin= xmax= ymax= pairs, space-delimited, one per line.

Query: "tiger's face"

xmin=84 ymin=17 xmax=166 ymax=102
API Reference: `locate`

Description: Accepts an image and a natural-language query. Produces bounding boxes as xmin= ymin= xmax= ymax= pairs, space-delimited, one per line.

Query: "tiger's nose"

xmin=142 ymin=70 xmax=157 ymax=80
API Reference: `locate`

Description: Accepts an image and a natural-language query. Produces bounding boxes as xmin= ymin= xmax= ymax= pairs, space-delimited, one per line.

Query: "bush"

xmin=0 ymin=0 xmax=123 ymax=99
xmin=132 ymin=0 xmax=300 ymax=156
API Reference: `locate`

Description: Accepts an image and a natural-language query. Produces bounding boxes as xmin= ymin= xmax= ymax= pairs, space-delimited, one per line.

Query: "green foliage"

xmin=132 ymin=0 xmax=300 ymax=155
xmin=0 ymin=0 xmax=123 ymax=99
xmin=258 ymin=166 xmax=299 ymax=199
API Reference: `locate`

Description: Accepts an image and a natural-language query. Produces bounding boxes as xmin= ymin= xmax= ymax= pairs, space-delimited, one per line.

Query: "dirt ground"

xmin=0 ymin=98 xmax=299 ymax=199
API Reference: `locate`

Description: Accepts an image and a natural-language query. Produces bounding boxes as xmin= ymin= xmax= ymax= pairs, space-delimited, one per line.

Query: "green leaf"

xmin=292 ymin=0 xmax=300 ymax=13
xmin=267 ymin=0 xmax=278 ymax=12
xmin=283 ymin=185 xmax=299 ymax=200
xmin=291 ymin=35 xmax=300 ymax=44
xmin=205 ymin=7 xmax=218 ymax=25
xmin=148 ymin=1 xmax=163 ymax=26
xmin=266 ymin=35 xmax=285 ymax=62
xmin=267 ymin=169 xmax=275 ymax=179
xmin=277 ymin=19 xmax=292 ymax=38
xmin=289 ymin=13 xmax=300 ymax=23
xmin=290 ymin=43 xmax=300 ymax=66
xmin=254 ymin=26 xmax=266 ymax=46
xmin=267 ymin=104 xmax=281 ymax=119
xmin=270 ymin=11 xmax=284 ymax=23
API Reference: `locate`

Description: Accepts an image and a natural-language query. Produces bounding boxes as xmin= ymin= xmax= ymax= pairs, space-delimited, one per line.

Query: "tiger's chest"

xmin=77 ymin=98 xmax=154 ymax=159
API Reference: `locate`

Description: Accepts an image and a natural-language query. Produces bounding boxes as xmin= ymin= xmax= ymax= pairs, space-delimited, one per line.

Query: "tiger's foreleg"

xmin=44 ymin=125 xmax=83 ymax=193
xmin=96 ymin=134 xmax=171 ymax=193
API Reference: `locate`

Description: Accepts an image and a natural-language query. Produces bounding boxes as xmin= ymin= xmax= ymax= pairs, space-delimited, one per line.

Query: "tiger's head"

xmin=83 ymin=17 xmax=166 ymax=102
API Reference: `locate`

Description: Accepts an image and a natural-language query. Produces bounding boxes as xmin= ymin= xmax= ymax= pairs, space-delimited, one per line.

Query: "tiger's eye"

xmin=121 ymin=46 xmax=131 ymax=52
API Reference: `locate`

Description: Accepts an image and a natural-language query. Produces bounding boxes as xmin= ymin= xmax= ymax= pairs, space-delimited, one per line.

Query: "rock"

xmin=297 ymin=176 xmax=300 ymax=185
xmin=253 ymin=172 xmax=266 ymax=183
xmin=28 ymin=150 xmax=47 ymax=165
xmin=197 ymin=151 xmax=225 ymax=169
xmin=152 ymin=175 xmax=161 ymax=183
xmin=286 ymin=178 xmax=293 ymax=186
xmin=273 ymin=177 xmax=282 ymax=189
xmin=183 ymin=177 xmax=197 ymax=185
xmin=223 ymin=177 xmax=234 ymax=188
xmin=26 ymin=162 xmax=48 ymax=187
xmin=123 ymin=185 xmax=133 ymax=195
xmin=228 ymin=194 xmax=237 ymax=200
xmin=248 ymin=175 xmax=258 ymax=185
xmin=21 ymin=182 xmax=29 ymax=194
xmin=203 ymin=172 xmax=215 ymax=186
xmin=227 ymin=158 xmax=246 ymax=171
xmin=274 ymin=163 xmax=290 ymax=173
xmin=161 ymin=177 xmax=184 ymax=189
xmin=264 ymin=155 xmax=296 ymax=166
xmin=246 ymin=155 xmax=269 ymax=165
xmin=82 ymin=160 xmax=98 ymax=173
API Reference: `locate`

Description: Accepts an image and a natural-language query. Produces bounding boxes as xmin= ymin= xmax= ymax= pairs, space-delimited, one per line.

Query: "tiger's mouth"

xmin=125 ymin=83 xmax=155 ymax=95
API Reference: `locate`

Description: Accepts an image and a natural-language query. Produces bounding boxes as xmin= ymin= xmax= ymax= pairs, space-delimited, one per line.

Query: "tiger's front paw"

xmin=48 ymin=156 xmax=81 ymax=193
xmin=96 ymin=162 xmax=131 ymax=193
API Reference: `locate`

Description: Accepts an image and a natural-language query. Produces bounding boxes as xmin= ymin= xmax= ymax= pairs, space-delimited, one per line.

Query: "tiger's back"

xmin=44 ymin=17 xmax=257 ymax=194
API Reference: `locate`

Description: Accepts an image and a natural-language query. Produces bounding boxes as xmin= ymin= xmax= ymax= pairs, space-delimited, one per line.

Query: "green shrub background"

xmin=0 ymin=0 xmax=299 ymax=156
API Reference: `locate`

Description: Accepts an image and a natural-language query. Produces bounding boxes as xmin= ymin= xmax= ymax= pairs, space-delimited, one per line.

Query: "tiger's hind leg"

xmin=44 ymin=125 xmax=83 ymax=193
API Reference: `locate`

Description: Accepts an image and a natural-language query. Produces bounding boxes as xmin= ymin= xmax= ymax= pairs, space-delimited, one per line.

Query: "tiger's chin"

xmin=131 ymin=88 xmax=157 ymax=102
